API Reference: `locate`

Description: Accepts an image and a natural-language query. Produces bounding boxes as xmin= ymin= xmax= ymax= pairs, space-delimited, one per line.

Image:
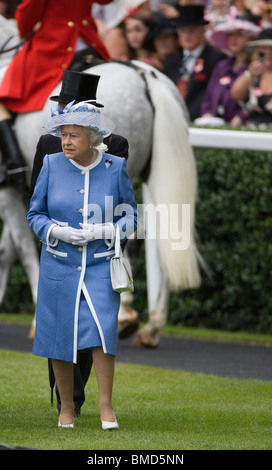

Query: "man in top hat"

xmin=29 ymin=69 xmax=130 ymax=418
xmin=162 ymin=4 xmax=226 ymax=121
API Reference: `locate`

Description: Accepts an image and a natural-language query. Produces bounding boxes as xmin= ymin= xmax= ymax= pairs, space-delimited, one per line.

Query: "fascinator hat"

xmin=43 ymin=100 xmax=115 ymax=138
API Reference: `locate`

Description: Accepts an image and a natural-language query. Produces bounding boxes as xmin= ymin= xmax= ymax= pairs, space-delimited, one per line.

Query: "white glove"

xmin=79 ymin=223 xmax=114 ymax=242
xmin=50 ymin=225 xmax=88 ymax=246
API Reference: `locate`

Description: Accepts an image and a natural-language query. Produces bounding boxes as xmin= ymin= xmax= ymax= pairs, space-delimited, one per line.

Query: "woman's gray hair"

xmin=84 ymin=127 xmax=104 ymax=147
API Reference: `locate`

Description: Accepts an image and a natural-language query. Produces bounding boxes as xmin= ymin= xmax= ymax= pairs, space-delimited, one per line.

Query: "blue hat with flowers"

xmin=44 ymin=100 xmax=115 ymax=138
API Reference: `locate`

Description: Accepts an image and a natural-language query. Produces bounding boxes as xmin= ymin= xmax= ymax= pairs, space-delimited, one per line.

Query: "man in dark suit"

xmin=162 ymin=5 xmax=226 ymax=121
xmin=29 ymin=70 xmax=129 ymax=417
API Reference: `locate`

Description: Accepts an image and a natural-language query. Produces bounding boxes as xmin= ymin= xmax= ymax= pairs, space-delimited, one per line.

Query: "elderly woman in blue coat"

xmin=26 ymin=101 xmax=137 ymax=429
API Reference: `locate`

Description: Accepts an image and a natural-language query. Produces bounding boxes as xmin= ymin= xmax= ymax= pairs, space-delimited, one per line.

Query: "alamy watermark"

xmin=87 ymin=196 xmax=191 ymax=251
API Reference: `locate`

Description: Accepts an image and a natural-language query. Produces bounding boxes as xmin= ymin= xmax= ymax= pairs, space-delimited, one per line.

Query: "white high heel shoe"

xmin=58 ymin=416 xmax=74 ymax=428
xmin=101 ymin=418 xmax=119 ymax=430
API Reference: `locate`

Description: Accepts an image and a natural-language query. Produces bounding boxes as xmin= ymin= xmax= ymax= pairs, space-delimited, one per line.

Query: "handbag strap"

xmin=115 ymin=224 xmax=121 ymax=257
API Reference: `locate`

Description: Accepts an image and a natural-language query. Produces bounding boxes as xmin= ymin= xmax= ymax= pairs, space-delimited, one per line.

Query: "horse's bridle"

xmin=0 ymin=35 xmax=24 ymax=55
xmin=112 ymin=58 xmax=156 ymax=113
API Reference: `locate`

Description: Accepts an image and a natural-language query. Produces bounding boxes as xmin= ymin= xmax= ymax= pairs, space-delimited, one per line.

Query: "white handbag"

xmin=110 ymin=224 xmax=134 ymax=293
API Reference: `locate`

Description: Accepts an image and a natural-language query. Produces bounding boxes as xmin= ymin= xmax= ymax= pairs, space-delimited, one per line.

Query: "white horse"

xmin=0 ymin=18 xmax=202 ymax=347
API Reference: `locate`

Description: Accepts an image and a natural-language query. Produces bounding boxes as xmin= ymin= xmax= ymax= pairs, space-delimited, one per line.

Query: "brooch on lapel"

xmin=194 ymin=58 xmax=204 ymax=73
xmin=194 ymin=58 xmax=207 ymax=82
xmin=105 ymin=159 xmax=112 ymax=169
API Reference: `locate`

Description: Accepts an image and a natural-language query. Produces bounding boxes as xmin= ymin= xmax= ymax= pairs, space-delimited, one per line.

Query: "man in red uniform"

xmin=0 ymin=0 xmax=113 ymax=186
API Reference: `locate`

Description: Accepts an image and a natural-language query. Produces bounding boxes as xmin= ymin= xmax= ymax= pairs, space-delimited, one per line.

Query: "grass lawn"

xmin=0 ymin=348 xmax=272 ymax=451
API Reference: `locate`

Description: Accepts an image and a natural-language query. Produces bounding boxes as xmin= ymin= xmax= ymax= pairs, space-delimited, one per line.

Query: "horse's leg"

xmin=133 ymin=233 xmax=170 ymax=348
xmin=117 ymin=205 xmax=148 ymax=339
xmin=0 ymin=226 xmax=37 ymax=339
xmin=0 ymin=188 xmax=39 ymax=336
xmin=133 ymin=183 xmax=170 ymax=348
xmin=117 ymin=237 xmax=141 ymax=339
xmin=118 ymin=289 xmax=139 ymax=339
xmin=0 ymin=223 xmax=17 ymax=307
xmin=133 ymin=266 xmax=169 ymax=348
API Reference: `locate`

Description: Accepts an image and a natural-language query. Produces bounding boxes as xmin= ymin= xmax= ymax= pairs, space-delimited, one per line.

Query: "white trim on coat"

xmin=46 ymin=246 xmax=68 ymax=258
xmin=94 ymin=249 xmax=115 ymax=258
xmin=51 ymin=218 xmax=69 ymax=227
xmin=73 ymin=244 xmax=87 ymax=363
xmin=69 ymin=151 xmax=102 ymax=171
xmin=72 ymin=167 xmax=90 ymax=363
xmin=82 ymin=282 xmax=107 ymax=354
xmin=46 ymin=223 xmax=58 ymax=247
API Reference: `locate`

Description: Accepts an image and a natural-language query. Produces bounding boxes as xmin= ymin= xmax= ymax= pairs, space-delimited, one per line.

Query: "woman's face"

xmin=153 ymin=33 xmax=179 ymax=59
xmin=227 ymin=30 xmax=250 ymax=55
xmin=125 ymin=18 xmax=149 ymax=49
xmin=61 ymin=125 xmax=91 ymax=163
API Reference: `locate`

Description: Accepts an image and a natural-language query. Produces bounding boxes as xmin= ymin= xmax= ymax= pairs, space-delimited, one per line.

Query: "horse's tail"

xmin=145 ymin=73 xmax=203 ymax=291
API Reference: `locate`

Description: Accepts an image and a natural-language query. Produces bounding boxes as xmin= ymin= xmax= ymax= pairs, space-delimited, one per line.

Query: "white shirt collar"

xmin=68 ymin=150 xmax=102 ymax=171
xmin=184 ymin=43 xmax=205 ymax=58
xmin=182 ymin=44 xmax=205 ymax=75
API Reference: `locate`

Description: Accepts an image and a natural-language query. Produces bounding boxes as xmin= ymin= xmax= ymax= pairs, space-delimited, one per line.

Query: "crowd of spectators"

xmin=1 ymin=0 xmax=272 ymax=128
xmin=93 ymin=0 xmax=272 ymax=128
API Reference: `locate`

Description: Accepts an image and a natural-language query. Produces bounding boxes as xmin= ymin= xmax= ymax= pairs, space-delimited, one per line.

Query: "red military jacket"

xmin=0 ymin=0 xmax=112 ymax=112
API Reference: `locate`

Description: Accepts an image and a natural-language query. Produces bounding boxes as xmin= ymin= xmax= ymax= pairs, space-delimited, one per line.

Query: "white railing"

xmin=189 ymin=127 xmax=272 ymax=152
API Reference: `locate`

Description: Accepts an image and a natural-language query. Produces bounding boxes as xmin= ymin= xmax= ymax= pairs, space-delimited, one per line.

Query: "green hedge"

xmin=168 ymin=146 xmax=272 ymax=333
xmin=2 ymin=142 xmax=272 ymax=333
xmin=0 ymin=249 xmax=35 ymax=314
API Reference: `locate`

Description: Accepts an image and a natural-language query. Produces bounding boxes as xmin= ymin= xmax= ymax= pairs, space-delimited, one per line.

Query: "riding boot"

xmin=0 ymin=119 xmax=27 ymax=187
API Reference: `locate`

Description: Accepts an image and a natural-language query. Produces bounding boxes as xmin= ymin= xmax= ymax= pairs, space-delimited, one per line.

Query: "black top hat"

xmin=50 ymin=70 xmax=104 ymax=107
xmin=176 ymin=5 xmax=209 ymax=27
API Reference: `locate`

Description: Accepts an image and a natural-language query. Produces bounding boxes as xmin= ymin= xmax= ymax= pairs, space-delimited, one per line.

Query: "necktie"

xmin=178 ymin=55 xmax=192 ymax=98
xmin=179 ymin=54 xmax=192 ymax=79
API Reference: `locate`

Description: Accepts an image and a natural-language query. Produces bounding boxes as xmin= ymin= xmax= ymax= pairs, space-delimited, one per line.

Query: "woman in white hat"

xmin=231 ymin=28 xmax=272 ymax=127
xmin=199 ymin=11 xmax=261 ymax=126
xmin=27 ymin=101 xmax=138 ymax=429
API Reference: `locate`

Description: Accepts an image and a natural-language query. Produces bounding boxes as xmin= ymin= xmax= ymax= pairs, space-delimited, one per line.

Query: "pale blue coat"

xmin=27 ymin=151 xmax=137 ymax=363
